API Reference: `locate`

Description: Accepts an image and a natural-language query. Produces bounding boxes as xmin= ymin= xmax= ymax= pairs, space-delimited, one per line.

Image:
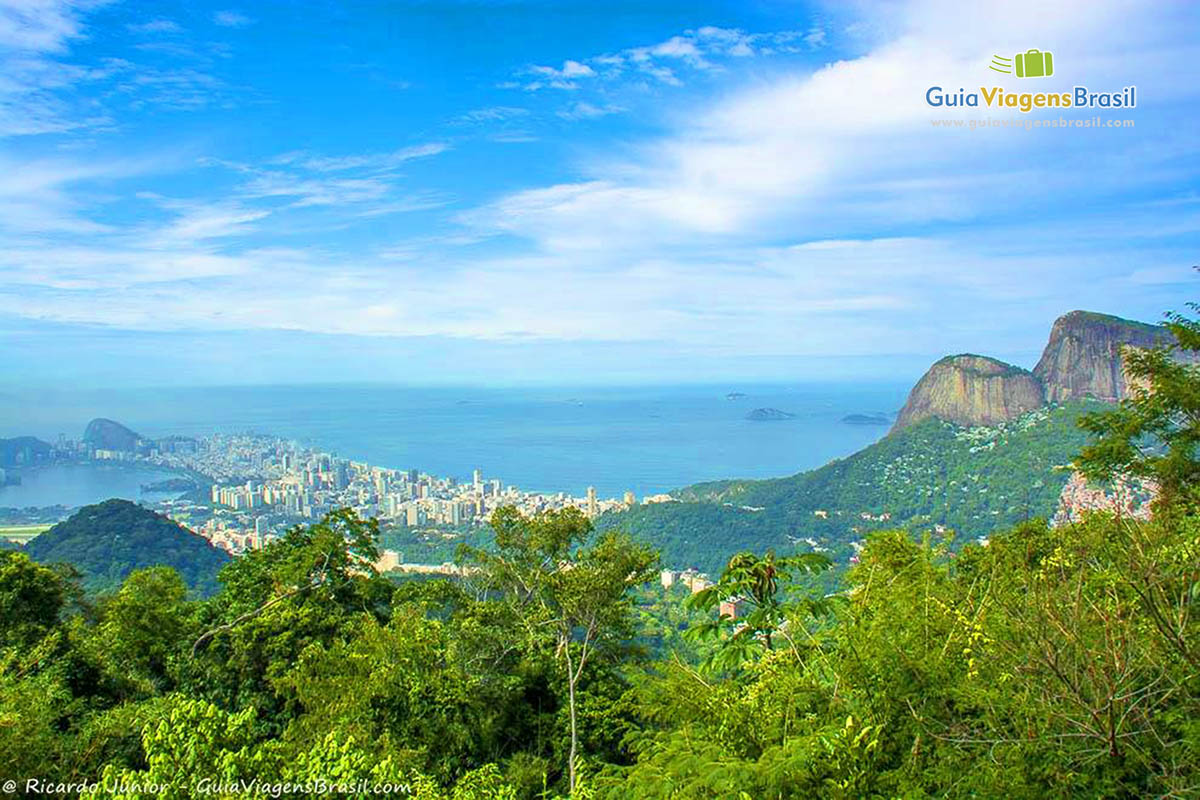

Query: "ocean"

xmin=0 ymin=382 xmax=908 ymax=503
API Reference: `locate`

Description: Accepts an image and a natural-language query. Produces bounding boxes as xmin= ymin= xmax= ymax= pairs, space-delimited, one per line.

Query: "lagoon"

xmin=0 ymin=463 xmax=185 ymax=509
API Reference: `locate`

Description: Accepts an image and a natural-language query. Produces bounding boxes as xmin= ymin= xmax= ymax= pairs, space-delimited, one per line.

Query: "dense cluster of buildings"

xmin=136 ymin=433 xmax=642 ymax=556
xmin=1052 ymin=471 xmax=1157 ymax=526
xmin=20 ymin=427 xmax=706 ymax=580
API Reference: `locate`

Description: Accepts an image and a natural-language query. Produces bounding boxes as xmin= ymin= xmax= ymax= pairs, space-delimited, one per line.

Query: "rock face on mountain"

xmin=891 ymin=355 xmax=1044 ymax=433
xmin=83 ymin=418 xmax=142 ymax=452
xmin=1033 ymin=311 xmax=1176 ymax=403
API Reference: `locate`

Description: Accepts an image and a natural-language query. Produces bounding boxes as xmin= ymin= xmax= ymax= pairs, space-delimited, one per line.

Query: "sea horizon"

xmin=0 ymin=380 xmax=910 ymax=501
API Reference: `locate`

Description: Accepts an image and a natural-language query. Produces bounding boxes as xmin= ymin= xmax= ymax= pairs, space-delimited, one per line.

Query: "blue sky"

xmin=0 ymin=0 xmax=1198 ymax=386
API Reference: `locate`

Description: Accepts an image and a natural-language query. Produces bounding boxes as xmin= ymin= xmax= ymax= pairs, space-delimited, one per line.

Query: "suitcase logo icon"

xmin=989 ymin=49 xmax=1054 ymax=78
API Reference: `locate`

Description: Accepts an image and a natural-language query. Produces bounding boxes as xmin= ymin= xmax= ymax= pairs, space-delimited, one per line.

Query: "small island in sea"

xmin=725 ymin=392 xmax=747 ymax=400
xmin=745 ymin=407 xmax=796 ymax=421
xmin=842 ymin=413 xmax=892 ymax=426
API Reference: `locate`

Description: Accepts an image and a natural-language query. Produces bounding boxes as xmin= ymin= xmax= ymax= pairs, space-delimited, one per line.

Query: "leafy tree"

xmin=462 ymin=506 xmax=658 ymax=795
xmin=87 ymin=694 xmax=523 ymax=800
xmin=1079 ymin=302 xmax=1200 ymax=505
xmin=185 ymin=508 xmax=393 ymax=730
xmin=686 ymin=550 xmax=835 ymax=670
xmin=0 ymin=550 xmax=70 ymax=649
xmin=276 ymin=607 xmax=517 ymax=784
xmin=0 ymin=671 xmax=74 ymax=784
xmin=96 ymin=567 xmax=193 ymax=696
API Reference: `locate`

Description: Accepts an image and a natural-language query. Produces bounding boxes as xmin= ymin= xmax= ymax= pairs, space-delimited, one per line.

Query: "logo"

xmin=990 ymin=49 xmax=1055 ymax=78
xmin=924 ymin=47 xmax=1136 ymax=114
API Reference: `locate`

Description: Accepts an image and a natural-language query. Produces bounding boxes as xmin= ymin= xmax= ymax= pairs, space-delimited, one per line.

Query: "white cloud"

xmin=0 ymin=153 xmax=164 ymax=233
xmin=0 ymin=2 xmax=234 ymax=138
xmin=477 ymin=0 xmax=1200 ymax=249
xmin=212 ymin=10 xmax=251 ymax=28
xmin=121 ymin=66 xmax=223 ymax=110
xmin=556 ymin=101 xmax=622 ymax=120
xmin=457 ymin=106 xmax=528 ymax=124
xmin=148 ymin=203 xmax=269 ymax=244
xmin=511 ymin=25 xmax=811 ymax=91
xmin=207 ymin=143 xmax=450 ymax=213
xmin=0 ymin=0 xmax=112 ymax=136
xmin=511 ymin=24 xmax=816 ymax=91
xmin=126 ymin=19 xmax=182 ymax=34
xmin=297 ymin=143 xmax=447 ymax=172
xmin=648 ymin=36 xmax=707 ymax=64
xmin=240 ymin=172 xmax=393 ymax=207
xmin=0 ymin=0 xmax=99 ymax=52
xmin=0 ymin=244 xmax=250 ymax=289
xmin=0 ymin=233 xmax=1178 ymax=362
xmin=559 ymin=60 xmax=594 ymax=78
xmin=521 ymin=60 xmax=596 ymax=91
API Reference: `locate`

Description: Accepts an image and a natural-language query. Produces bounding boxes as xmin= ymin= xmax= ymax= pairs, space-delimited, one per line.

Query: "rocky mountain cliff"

xmin=890 ymin=310 xmax=1181 ymax=434
xmin=1033 ymin=310 xmax=1175 ymax=403
xmin=891 ymin=354 xmax=1044 ymax=433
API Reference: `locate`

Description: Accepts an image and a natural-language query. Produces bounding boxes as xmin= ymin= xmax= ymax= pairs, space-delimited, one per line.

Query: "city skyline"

xmin=86 ymin=428 xmax=646 ymax=556
xmin=1 ymin=0 xmax=1198 ymax=387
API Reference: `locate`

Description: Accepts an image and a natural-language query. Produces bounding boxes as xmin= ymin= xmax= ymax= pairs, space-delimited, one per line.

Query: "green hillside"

xmin=25 ymin=498 xmax=229 ymax=595
xmin=598 ymin=402 xmax=1101 ymax=572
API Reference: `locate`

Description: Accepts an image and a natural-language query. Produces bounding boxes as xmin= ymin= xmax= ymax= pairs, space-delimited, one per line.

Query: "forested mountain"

xmin=593 ymin=308 xmax=1181 ymax=574
xmin=599 ymin=402 xmax=1097 ymax=572
xmin=24 ymin=499 xmax=228 ymax=595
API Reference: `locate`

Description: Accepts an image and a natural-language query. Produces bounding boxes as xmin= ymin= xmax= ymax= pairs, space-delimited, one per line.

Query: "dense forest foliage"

xmin=1 ymin=308 xmax=1197 ymax=798
xmin=24 ymin=499 xmax=229 ymax=595
xmin=377 ymin=521 xmax=493 ymax=566
xmin=599 ymin=402 xmax=1098 ymax=573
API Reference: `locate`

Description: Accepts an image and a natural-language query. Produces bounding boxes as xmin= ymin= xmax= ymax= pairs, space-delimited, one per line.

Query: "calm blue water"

xmin=0 ymin=383 xmax=907 ymax=500
xmin=0 ymin=463 xmax=182 ymax=509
